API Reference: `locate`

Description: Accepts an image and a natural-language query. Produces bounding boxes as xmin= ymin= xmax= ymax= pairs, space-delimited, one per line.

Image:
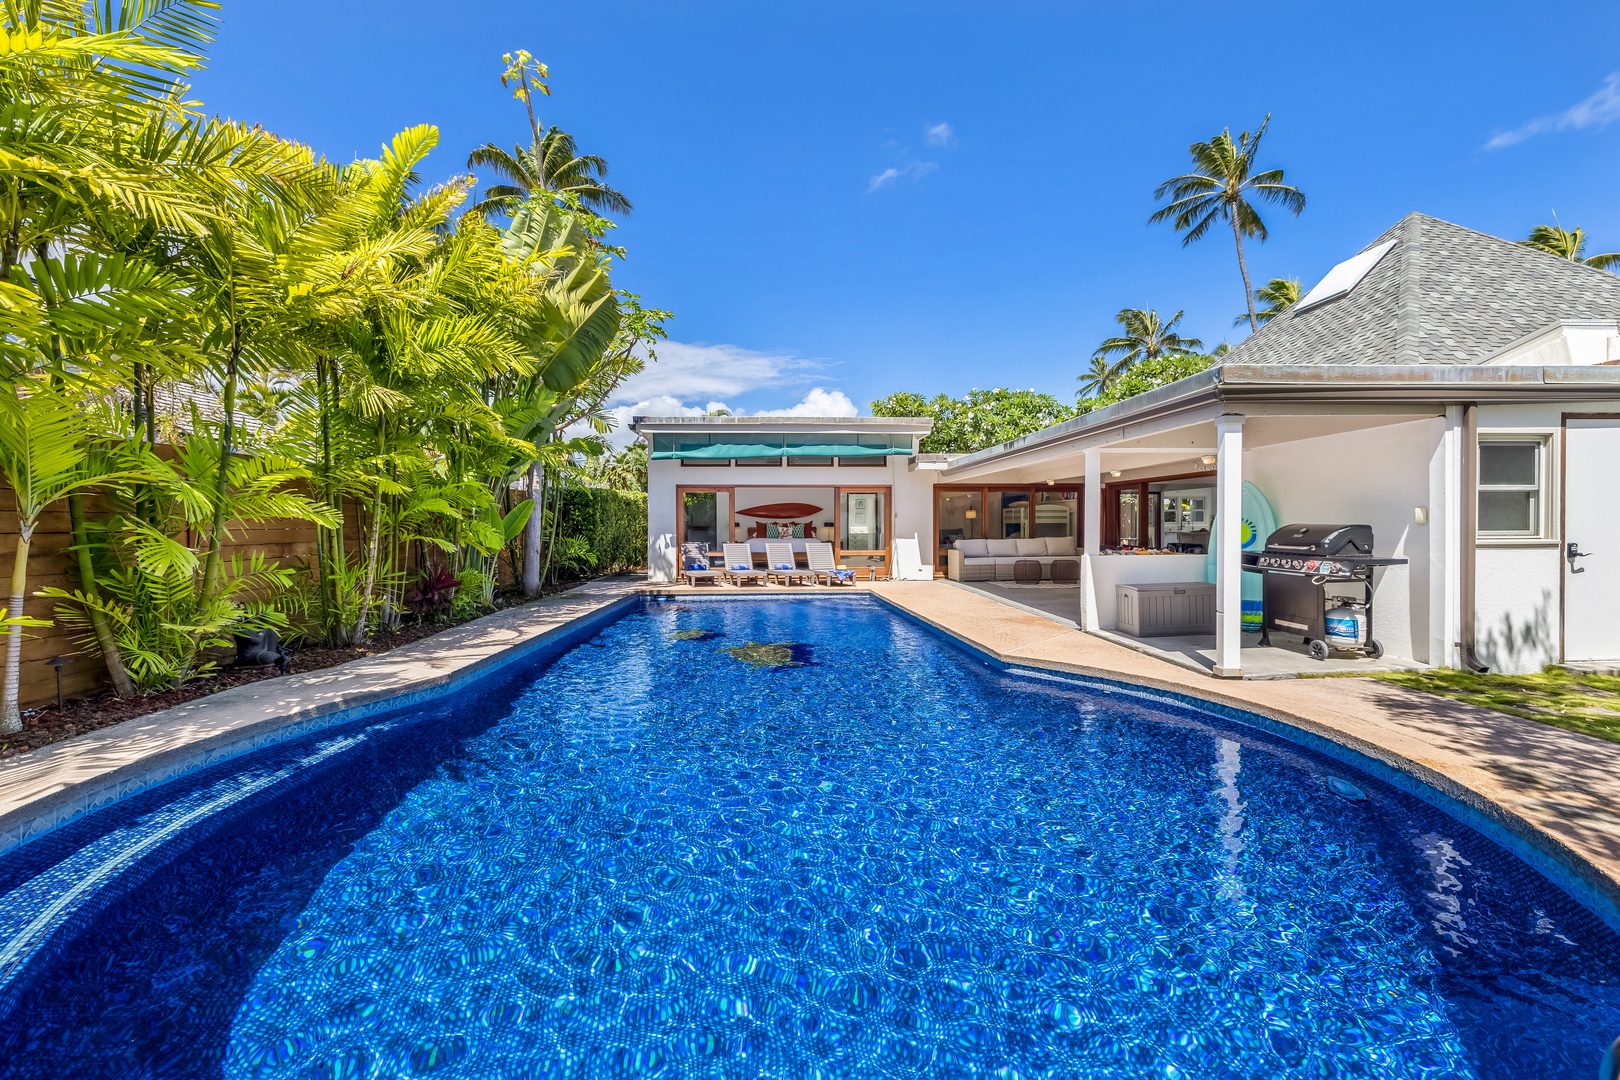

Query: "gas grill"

xmin=1242 ymin=524 xmax=1407 ymax=660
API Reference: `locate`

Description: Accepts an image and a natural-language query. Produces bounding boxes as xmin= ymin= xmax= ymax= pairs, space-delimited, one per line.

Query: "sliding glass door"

xmin=935 ymin=489 xmax=984 ymax=569
xmin=679 ymin=489 xmax=731 ymax=552
xmin=935 ymin=484 xmax=1084 ymax=573
xmin=837 ymin=488 xmax=890 ymax=574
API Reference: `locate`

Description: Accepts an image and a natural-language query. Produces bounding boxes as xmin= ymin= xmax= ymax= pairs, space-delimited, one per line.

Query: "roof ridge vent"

xmin=1294 ymin=238 xmax=1397 ymax=314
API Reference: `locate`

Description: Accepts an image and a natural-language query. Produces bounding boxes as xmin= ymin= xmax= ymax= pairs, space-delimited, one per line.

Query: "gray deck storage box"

xmin=1116 ymin=581 xmax=1216 ymax=637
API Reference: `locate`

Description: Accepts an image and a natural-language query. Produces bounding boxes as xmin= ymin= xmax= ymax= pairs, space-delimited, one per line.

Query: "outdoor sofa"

xmin=947 ymin=537 xmax=1081 ymax=582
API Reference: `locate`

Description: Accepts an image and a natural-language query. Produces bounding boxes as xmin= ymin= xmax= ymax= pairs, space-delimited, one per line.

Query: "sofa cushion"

xmin=955 ymin=538 xmax=990 ymax=557
xmin=986 ymin=539 xmax=1020 ymax=556
xmin=1045 ymin=536 xmax=1078 ymax=556
xmin=1015 ymin=538 xmax=1046 ymax=556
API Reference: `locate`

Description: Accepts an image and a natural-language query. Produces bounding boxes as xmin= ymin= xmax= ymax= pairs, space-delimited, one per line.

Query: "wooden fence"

xmin=0 ymin=483 xmax=362 ymax=710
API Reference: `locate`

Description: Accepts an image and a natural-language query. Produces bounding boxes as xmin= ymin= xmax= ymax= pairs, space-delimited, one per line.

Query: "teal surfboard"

xmin=1204 ymin=481 xmax=1278 ymax=632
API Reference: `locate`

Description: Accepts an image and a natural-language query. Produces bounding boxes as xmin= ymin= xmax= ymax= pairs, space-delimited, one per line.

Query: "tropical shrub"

xmin=869 ymin=389 xmax=1076 ymax=454
xmin=0 ymin=5 xmax=669 ymax=719
xmin=553 ymin=487 xmax=647 ymax=577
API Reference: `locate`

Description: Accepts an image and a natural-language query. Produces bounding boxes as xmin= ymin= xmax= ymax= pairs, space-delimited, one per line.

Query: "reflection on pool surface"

xmin=1 ymin=597 xmax=1618 ymax=1078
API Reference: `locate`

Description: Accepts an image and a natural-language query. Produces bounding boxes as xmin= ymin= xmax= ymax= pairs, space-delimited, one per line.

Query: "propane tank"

xmin=1323 ymin=603 xmax=1368 ymax=651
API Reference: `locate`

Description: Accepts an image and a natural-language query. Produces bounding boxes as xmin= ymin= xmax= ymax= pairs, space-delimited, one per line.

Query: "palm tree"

xmin=0 ymin=387 xmax=146 ymax=730
xmin=1077 ymin=356 xmax=1123 ymax=398
xmin=1234 ymin=277 xmax=1301 ymax=327
xmin=1519 ymin=224 xmax=1620 ymax=270
xmin=1150 ymin=116 xmax=1306 ymax=331
xmin=1091 ymin=308 xmax=1203 ymax=374
xmin=469 ymin=128 xmax=632 ymax=218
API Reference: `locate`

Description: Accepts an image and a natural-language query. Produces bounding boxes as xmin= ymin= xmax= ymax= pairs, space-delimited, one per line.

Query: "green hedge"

xmin=554 ymin=486 xmax=647 ymax=576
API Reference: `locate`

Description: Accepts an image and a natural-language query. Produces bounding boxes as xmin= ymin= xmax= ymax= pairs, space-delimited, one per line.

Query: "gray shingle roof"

xmin=1223 ymin=212 xmax=1620 ymax=366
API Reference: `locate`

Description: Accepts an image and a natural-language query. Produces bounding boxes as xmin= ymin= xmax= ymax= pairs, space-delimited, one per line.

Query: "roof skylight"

xmin=1294 ymin=239 xmax=1396 ymax=313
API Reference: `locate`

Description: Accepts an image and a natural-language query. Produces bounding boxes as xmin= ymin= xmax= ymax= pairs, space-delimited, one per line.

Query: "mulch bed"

xmin=2 ymin=582 xmax=590 ymax=761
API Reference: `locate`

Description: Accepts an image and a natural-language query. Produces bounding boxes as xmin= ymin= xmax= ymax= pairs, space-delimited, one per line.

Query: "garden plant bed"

xmin=1377 ymin=666 xmax=1620 ymax=745
xmin=2 ymin=582 xmax=596 ymax=761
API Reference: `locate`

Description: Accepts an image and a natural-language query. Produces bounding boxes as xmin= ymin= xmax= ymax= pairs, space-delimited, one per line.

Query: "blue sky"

xmin=195 ymin=1 xmax=1620 ymax=428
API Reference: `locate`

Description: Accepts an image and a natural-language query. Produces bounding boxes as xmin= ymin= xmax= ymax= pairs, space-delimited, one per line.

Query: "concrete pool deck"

xmin=3 ymin=573 xmax=1619 ymax=928
xmin=0 ymin=576 xmax=646 ymax=855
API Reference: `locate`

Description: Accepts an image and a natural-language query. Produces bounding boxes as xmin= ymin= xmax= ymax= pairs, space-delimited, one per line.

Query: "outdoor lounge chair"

xmin=721 ymin=543 xmax=769 ymax=586
xmin=805 ymin=541 xmax=857 ymax=586
xmin=765 ymin=542 xmax=818 ymax=586
xmin=678 ymin=542 xmax=722 ymax=587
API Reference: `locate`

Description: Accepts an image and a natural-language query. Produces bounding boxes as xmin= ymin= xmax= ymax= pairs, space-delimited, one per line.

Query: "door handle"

xmin=1568 ymin=542 xmax=1593 ymax=560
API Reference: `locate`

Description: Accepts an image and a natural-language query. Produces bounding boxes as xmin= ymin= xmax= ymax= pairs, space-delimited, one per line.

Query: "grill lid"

xmin=1264 ymin=523 xmax=1374 ymax=557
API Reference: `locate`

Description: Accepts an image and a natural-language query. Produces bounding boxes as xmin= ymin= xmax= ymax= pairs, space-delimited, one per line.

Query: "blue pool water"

xmin=1 ymin=597 xmax=1618 ymax=1078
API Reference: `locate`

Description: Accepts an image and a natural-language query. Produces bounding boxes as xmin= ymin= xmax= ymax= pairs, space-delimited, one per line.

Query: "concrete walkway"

xmin=0 ymin=577 xmax=643 ymax=855
xmin=871 ymin=580 xmax=1620 ymax=920
xmin=950 ymin=579 xmax=1426 ymax=678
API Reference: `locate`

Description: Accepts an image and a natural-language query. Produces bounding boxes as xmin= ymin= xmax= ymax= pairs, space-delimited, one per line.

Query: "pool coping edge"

xmin=866 ymin=589 xmax=1620 ymax=933
xmin=0 ymin=582 xmax=643 ymax=858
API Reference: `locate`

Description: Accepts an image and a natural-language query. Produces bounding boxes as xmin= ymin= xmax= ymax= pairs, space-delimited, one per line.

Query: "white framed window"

xmin=1478 ymin=435 xmax=1551 ymax=539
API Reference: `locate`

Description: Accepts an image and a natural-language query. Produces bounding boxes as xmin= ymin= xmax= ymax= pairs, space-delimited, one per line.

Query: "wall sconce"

xmin=1199 ymin=455 xmax=1217 ymax=466
xmin=964 ymin=509 xmax=978 ymax=519
xmin=1046 ymin=479 xmax=1055 ymax=486
xmin=1413 ymin=506 xmax=1429 ymax=526
xmin=1109 ymin=470 xmax=1122 ymax=479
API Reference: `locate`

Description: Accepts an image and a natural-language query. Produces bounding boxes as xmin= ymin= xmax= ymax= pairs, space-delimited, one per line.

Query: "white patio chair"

xmin=678 ymin=542 xmax=722 ymax=587
xmin=892 ymin=536 xmax=932 ymax=580
xmin=765 ymin=542 xmax=818 ymax=586
xmin=721 ymin=542 xmax=768 ymax=586
xmin=805 ymin=541 xmax=856 ymax=586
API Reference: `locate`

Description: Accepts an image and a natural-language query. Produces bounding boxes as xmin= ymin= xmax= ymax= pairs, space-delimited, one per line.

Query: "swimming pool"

xmin=0 ymin=596 xmax=1617 ymax=1078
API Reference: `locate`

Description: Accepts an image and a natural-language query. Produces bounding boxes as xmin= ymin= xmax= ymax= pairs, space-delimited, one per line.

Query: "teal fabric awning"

xmin=650 ymin=442 xmax=911 ymax=460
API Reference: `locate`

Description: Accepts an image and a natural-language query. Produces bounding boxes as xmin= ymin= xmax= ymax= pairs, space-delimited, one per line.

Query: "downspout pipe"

xmin=1459 ymin=403 xmax=1490 ymax=672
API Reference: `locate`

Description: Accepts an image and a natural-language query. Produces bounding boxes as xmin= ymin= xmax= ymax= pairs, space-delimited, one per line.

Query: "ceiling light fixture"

xmin=1109 ymin=470 xmax=1122 ymax=479
xmin=1199 ymin=455 xmax=1217 ymax=466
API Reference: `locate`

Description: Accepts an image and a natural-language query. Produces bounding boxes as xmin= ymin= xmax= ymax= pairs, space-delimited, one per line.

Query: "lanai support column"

xmin=1082 ymin=449 xmax=1102 ymax=630
xmin=1214 ymin=414 xmax=1246 ymax=677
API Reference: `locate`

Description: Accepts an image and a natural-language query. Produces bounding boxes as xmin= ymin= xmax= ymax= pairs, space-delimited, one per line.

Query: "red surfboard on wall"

xmin=736 ymin=502 xmax=824 ymax=519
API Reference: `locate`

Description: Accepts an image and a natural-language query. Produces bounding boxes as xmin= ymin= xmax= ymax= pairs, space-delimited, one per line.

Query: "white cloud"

xmin=594 ymin=342 xmax=856 ymax=447
xmin=607 ymin=340 xmax=812 ymax=403
xmin=925 ymin=121 xmax=955 ymax=147
xmin=1487 ymin=72 xmax=1620 ymax=149
xmin=754 ymin=388 xmax=858 ymax=417
xmin=867 ymin=160 xmax=938 ymax=192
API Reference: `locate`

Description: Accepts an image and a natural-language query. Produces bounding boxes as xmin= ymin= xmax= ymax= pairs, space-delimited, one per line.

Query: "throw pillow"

xmin=766 ymin=523 xmax=781 ymax=539
xmin=791 ymin=523 xmax=805 ymax=538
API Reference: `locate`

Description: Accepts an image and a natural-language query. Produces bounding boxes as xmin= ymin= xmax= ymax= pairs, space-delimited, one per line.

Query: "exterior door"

xmin=1564 ymin=418 xmax=1620 ymax=661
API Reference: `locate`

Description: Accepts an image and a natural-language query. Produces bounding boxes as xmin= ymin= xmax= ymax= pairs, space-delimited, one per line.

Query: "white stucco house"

xmin=631 ymin=415 xmax=942 ymax=584
xmin=634 ymin=213 xmax=1620 ymax=677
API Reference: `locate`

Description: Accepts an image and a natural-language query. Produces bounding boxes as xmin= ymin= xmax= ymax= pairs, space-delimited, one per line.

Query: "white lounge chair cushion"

xmin=986 ymin=539 xmax=1020 ymax=557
